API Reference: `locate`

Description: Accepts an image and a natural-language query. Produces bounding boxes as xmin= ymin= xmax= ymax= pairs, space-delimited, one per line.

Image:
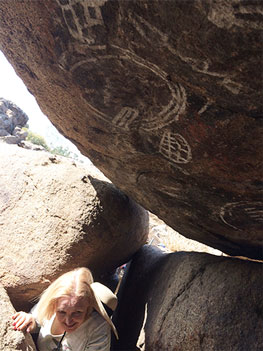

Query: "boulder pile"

xmin=0 ymin=1 xmax=262 ymax=349
xmin=0 ymin=144 xmax=148 ymax=313
xmin=0 ymin=98 xmax=28 ymax=144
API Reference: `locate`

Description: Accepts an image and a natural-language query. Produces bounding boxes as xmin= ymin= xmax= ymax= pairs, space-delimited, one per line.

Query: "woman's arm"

xmin=11 ymin=311 xmax=38 ymax=333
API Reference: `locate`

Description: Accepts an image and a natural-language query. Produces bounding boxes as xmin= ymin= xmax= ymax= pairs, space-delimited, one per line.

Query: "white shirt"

xmin=37 ymin=310 xmax=111 ymax=351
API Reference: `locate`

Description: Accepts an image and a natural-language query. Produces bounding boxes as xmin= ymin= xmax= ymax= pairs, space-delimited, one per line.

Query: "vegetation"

xmin=49 ymin=145 xmax=72 ymax=158
xmin=26 ymin=130 xmax=49 ymax=150
xmin=23 ymin=128 xmax=73 ymax=158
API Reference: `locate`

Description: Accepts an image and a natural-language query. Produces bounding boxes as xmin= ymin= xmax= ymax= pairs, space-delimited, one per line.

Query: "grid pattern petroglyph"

xmin=57 ymin=0 xmax=106 ymax=45
xmin=159 ymin=131 xmax=192 ymax=164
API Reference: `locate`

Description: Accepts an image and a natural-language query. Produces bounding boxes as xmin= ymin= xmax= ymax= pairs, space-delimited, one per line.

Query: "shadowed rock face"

xmin=112 ymin=246 xmax=263 ymax=351
xmin=0 ymin=0 xmax=262 ymax=259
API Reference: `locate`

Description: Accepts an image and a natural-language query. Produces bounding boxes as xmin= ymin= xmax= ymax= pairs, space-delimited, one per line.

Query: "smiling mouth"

xmin=65 ymin=323 xmax=76 ymax=328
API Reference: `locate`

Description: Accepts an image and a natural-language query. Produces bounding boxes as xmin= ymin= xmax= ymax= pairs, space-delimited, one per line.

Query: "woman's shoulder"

xmin=86 ymin=310 xmax=110 ymax=331
xmin=80 ymin=310 xmax=110 ymax=339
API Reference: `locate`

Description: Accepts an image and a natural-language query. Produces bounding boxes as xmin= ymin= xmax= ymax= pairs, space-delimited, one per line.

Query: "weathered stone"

xmin=0 ymin=98 xmax=28 ymax=132
xmin=0 ymin=1 xmax=262 ymax=259
xmin=112 ymin=245 xmax=263 ymax=351
xmin=0 ymin=128 xmax=9 ymax=136
xmin=0 ymin=98 xmax=29 ymax=144
xmin=1 ymin=134 xmax=22 ymax=144
xmin=0 ymin=144 xmax=148 ymax=311
xmin=0 ymin=284 xmax=37 ymax=351
xmin=13 ymin=126 xmax=28 ymax=139
xmin=18 ymin=140 xmax=47 ymax=151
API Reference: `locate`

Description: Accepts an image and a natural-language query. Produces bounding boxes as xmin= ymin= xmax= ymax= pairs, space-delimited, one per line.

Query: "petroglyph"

xmin=159 ymin=131 xmax=192 ymax=164
xmin=69 ymin=47 xmax=187 ymax=131
xmin=157 ymin=185 xmax=183 ymax=199
xmin=129 ymin=9 xmax=249 ymax=95
xmin=128 ymin=12 xmax=227 ymax=78
xmin=57 ymin=0 xmax=107 ymax=44
xmin=57 ymin=2 xmax=243 ymax=134
xmin=198 ymin=99 xmax=212 ymax=115
xmin=220 ymin=78 xmax=243 ymax=95
xmin=207 ymin=0 xmax=263 ymax=30
xmin=112 ymin=45 xmax=187 ymax=131
xmin=128 ymin=12 xmax=243 ymax=94
xmin=112 ymin=108 xmax=139 ymax=130
xmin=220 ymin=201 xmax=263 ymax=230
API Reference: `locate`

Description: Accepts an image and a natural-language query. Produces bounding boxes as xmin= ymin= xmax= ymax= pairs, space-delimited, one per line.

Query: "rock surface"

xmin=0 ymin=1 xmax=262 ymax=259
xmin=0 ymin=144 xmax=148 ymax=311
xmin=0 ymin=284 xmax=36 ymax=351
xmin=112 ymin=245 xmax=263 ymax=351
xmin=0 ymin=98 xmax=28 ymax=144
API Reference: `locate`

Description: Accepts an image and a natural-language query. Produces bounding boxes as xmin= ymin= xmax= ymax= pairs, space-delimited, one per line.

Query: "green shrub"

xmin=24 ymin=128 xmax=73 ymax=159
xmin=50 ymin=145 xmax=71 ymax=158
xmin=26 ymin=130 xmax=50 ymax=150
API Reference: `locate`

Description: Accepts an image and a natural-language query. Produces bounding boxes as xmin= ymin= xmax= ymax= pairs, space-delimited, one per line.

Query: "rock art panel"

xmin=0 ymin=0 xmax=262 ymax=259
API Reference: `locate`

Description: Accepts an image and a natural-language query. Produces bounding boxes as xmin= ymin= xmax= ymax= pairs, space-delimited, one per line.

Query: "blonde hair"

xmin=36 ymin=267 xmax=94 ymax=325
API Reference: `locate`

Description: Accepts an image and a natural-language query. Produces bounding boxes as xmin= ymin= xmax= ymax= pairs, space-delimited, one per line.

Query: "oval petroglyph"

xmin=220 ymin=201 xmax=263 ymax=230
xmin=111 ymin=45 xmax=187 ymax=132
xmin=159 ymin=131 xmax=192 ymax=164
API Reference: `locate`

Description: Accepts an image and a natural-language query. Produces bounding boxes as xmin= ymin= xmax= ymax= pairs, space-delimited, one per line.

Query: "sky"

xmin=0 ymin=50 xmax=85 ymax=158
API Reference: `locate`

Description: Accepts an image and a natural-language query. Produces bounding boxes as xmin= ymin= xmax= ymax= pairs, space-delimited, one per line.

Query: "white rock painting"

xmin=159 ymin=131 xmax=192 ymax=164
xmin=220 ymin=201 xmax=263 ymax=230
xmin=56 ymin=0 xmax=192 ymax=165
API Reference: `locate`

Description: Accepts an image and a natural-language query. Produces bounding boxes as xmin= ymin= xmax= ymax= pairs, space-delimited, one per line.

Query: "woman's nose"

xmin=65 ymin=314 xmax=73 ymax=324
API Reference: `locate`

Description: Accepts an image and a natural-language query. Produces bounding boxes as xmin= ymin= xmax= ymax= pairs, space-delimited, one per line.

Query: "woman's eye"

xmin=57 ymin=311 xmax=66 ymax=314
xmin=73 ymin=311 xmax=83 ymax=316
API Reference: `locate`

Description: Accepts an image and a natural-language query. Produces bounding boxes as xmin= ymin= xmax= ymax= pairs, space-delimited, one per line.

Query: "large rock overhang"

xmin=0 ymin=0 xmax=262 ymax=259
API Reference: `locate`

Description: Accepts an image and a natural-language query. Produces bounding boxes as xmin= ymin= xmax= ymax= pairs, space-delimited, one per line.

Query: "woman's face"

xmin=55 ymin=296 xmax=90 ymax=333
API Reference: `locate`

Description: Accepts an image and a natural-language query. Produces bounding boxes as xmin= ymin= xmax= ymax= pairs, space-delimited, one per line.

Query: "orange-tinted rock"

xmin=0 ymin=144 xmax=148 ymax=310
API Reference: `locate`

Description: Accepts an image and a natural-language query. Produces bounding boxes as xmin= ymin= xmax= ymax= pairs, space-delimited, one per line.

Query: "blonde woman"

xmin=12 ymin=267 xmax=118 ymax=351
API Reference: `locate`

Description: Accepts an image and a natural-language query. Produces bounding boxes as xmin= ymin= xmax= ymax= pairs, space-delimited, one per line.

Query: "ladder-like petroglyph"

xmin=159 ymin=131 xmax=192 ymax=164
xmin=57 ymin=0 xmax=107 ymax=46
xmin=112 ymin=107 xmax=139 ymax=130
